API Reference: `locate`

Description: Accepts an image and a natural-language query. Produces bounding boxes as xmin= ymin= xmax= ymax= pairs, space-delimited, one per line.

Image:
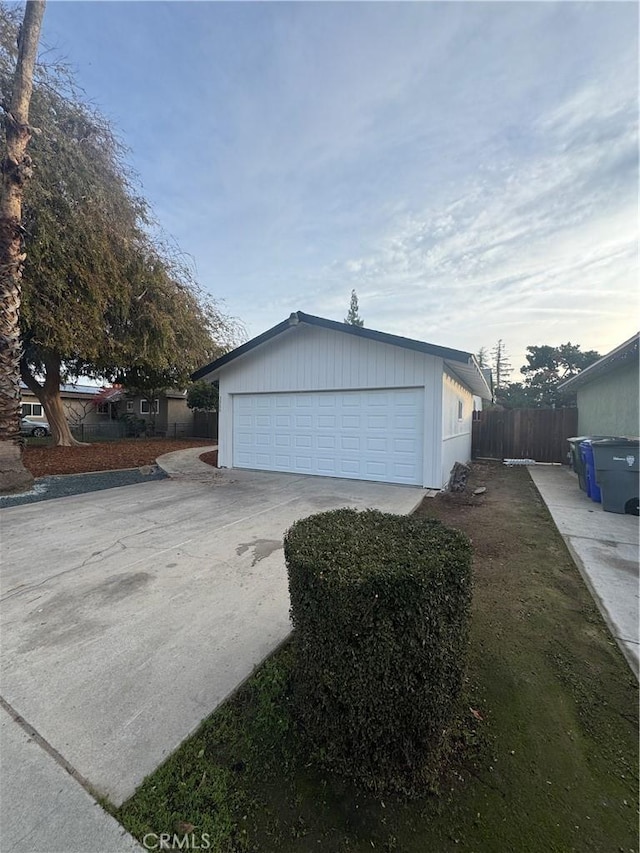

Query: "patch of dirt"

xmin=200 ymin=450 xmax=218 ymax=468
xmin=23 ymin=439 xmax=214 ymax=478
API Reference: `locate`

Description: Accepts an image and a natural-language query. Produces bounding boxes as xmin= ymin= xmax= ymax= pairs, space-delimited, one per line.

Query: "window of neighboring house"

xmin=457 ymin=400 xmax=464 ymax=421
xmin=126 ymin=400 xmax=134 ymax=413
xmin=96 ymin=402 xmax=109 ymax=415
xmin=22 ymin=403 xmax=43 ymax=417
xmin=140 ymin=398 xmax=159 ymax=415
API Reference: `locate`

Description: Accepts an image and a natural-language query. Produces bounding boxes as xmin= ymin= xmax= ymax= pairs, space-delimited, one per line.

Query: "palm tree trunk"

xmin=0 ymin=1 xmax=46 ymax=493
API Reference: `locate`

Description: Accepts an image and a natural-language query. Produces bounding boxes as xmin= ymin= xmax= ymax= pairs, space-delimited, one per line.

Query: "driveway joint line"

xmin=565 ymin=532 xmax=639 ymax=547
xmin=0 ymin=696 xmax=104 ymax=804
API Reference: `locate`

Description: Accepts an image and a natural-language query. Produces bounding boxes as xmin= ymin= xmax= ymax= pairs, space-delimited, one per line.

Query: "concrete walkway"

xmin=156 ymin=444 xmax=218 ymax=479
xmin=529 ymin=465 xmax=639 ymax=678
xmin=1 ymin=455 xmax=423 ymax=852
xmin=0 ymin=706 xmax=143 ymax=853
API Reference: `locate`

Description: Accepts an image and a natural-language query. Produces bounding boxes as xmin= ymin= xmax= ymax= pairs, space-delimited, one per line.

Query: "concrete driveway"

xmin=0 ymin=466 xmax=423 ymax=808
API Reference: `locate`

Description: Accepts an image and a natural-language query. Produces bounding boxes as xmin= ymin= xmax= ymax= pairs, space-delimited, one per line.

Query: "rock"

xmin=473 ymin=487 xmax=487 ymax=496
xmin=448 ymin=461 xmax=470 ymax=493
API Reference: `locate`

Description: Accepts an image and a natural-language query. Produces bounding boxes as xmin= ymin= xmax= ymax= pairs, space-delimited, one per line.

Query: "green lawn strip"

xmin=115 ymin=465 xmax=638 ymax=852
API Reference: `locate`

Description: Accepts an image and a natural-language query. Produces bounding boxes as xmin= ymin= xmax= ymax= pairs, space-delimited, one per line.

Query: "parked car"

xmin=20 ymin=417 xmax=50 ymax=438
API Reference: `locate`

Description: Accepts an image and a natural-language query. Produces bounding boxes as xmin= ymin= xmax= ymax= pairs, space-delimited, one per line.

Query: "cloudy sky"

xmin=39 ymin=1 xmax=637 ymax=374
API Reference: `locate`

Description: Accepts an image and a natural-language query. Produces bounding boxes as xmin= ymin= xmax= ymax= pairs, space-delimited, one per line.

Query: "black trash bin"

xmin=567 ymin=436 xmax=610 ymax=492
xmin=591 ymin=438 xmax=639 ymax=515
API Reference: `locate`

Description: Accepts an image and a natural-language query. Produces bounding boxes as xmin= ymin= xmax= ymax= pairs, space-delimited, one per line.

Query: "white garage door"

xmin=232 ymin=388 xmax=424 ymax=485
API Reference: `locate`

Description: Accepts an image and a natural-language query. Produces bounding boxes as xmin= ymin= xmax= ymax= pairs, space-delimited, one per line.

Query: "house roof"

xmin=20 ymin=382 xmax=101 ymax=398
xmin=95 ymin=387 xmax=187 ymax=402
xmin=192 ymin=311 xmax=492 ymax=398
xmin=558 ymin=333 xmax=639 ymax=393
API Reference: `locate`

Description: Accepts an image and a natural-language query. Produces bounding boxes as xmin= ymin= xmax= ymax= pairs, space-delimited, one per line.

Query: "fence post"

xmin=81 ymin=423 xmax=84 ymax=441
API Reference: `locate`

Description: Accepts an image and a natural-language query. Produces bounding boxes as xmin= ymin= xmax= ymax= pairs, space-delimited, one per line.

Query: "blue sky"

xmin=38 ymin=1 xmax=638 ymax=374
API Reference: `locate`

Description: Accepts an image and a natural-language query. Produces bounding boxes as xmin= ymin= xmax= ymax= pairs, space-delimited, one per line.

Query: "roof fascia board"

xmin=192 ymin=311 xmax=483 ymax=381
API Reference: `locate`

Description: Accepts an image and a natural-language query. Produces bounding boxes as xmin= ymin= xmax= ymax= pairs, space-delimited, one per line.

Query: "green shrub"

xmin=284 ymin=508 xmax=473 ymax=794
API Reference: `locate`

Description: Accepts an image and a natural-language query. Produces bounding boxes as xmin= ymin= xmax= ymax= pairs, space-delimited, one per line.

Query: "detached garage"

xmin=192 ymin=312 xmax=491 ymax=489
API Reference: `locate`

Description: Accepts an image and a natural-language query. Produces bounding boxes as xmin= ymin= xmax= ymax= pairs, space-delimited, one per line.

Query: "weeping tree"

xmin=0 ymin=5 xmax=241 ymax=447
xmin=0 ymin=0 xmax=45 ymax=492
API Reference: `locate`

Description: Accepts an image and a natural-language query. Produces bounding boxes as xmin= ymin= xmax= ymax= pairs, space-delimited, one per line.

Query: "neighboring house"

xmin=97 ymin=386 xmax=194 ymax=433
xmin=21 ymin=383 xmax=195 ymax=433
xmin=558 ymin=333 xmax=639 ymax=437
xmin=20 ymin=382 xmax=105 ymax=425
xmin=192 ymin=311 xmax=490 ymax=488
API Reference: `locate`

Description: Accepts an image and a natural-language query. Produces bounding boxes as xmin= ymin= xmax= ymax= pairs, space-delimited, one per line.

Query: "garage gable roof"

xmin=193 ymin=311 xmax=491 ymax=398
xmin=558 ymin=333 xmax=639 ymax=393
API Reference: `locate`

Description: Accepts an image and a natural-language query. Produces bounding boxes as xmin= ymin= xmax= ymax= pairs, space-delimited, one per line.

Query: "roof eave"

xmin=192 ymin=311 xmax=488 ymax=384
xmin=558 ymin=333 xmax=640 ymax=393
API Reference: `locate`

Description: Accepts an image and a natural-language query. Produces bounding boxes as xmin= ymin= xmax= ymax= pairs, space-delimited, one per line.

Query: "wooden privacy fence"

xmin=472 ymin=408 xmax=578 ymax=464
xmin=192 ymin=410 xmax=219 ymax=440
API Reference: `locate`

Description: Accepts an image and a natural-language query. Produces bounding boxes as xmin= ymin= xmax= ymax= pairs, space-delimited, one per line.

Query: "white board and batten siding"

xmin=216 ymin=324 xmax=445 ymax=488
xmin=441 ymin=369 xmax=474 ymax=485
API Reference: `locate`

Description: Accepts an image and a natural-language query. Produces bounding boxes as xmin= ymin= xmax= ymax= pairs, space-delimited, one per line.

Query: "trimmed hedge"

xmin=284 ymin=508 xmax=473 ymax=793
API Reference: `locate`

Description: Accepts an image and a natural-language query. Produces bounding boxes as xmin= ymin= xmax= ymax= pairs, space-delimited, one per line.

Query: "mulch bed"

xmin=23 ymin=439 xmax=214 ymax=478
xmin=199 ymin=450 xmax=218 ymax=468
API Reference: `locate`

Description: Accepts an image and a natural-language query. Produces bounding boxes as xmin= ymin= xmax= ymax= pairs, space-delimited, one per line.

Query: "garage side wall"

xmin=441 ymin=370 xmax=473 ymax=487
xmin=215 ymin=325 xmax=444 ymax=487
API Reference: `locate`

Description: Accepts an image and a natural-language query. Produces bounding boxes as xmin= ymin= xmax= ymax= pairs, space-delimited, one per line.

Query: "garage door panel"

xmin=317 ymin=435 xmax=336 ymax=449
xmin=396 ymin=415 xmax=418 ymax=430
xmin=233 ymin=389 xmax=424 ymax=485
xmin=367 ymin=414 xmax=388 ymax=429
xmin=317 ymin=415 xmax=336 ymax=428
xmin=294 ymin=435 xmax=312 ymax=448
xmin=342 ymin=415 xmax=361 ymax=428
xmin=341 ymin=436 xmax=360 ymax=451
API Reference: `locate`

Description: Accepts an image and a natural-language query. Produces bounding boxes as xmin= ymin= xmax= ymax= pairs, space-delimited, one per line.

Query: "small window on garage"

xmin=96 ymin=402 xmax=109 ymax=415
xmin=126 ymin=400 xmax=134 ymax=413
xmin=457 ymin=400 xmax=464 ymax=420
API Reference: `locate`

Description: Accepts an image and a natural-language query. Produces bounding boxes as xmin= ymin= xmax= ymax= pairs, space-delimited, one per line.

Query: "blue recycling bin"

xmin=580 ymin=440 xmax=601 ymax=503
xmin=567 ymin=436 xmax=611 ymax=491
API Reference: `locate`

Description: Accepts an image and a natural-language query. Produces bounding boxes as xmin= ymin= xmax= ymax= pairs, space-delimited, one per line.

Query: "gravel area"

xmin=0 ymin=466 xmax=168 ymax=508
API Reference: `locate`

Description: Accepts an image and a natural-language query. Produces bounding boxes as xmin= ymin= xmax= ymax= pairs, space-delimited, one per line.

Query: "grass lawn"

xmin=114 ymin=462 xmax=638 ymax=852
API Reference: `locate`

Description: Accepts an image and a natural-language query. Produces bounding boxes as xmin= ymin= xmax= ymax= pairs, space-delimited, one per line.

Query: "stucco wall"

xmin=20 ymin=391 xmax=104 ymax=425
xmin=577 ymin=361 xmax=639 ymax=437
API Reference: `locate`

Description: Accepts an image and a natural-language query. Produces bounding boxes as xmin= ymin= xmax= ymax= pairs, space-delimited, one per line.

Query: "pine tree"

xmin=475 ymin=347 xmax=489 ymax=368
xmin=491 ymin=339 xmax=512 ymax=390
xmin=344 ymin=290 xmax=364 ymax=326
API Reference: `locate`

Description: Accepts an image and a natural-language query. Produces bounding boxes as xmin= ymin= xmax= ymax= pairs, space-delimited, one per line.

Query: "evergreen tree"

xmin=475 ymin=347 xmax=489 ymax=368
xmin=491 ymin=339 xmax=512 ymax=390
xmin=344 ymin=290 xmax=364 ymax=326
